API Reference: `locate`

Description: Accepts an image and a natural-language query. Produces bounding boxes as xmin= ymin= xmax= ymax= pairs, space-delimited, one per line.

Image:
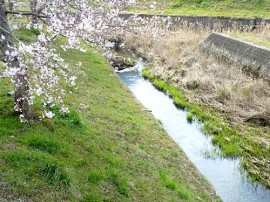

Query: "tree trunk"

xmin=0 ymin=0 xmax=33 ymax=120
xmin=14 ymin=72 xmax=33 ymax=120
xmin=30 ymin=0 xmax=37 ymax=25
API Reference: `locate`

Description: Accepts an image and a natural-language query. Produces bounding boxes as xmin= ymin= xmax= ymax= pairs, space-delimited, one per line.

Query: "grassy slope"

xmin=127 ymin=0 xmax=270 ymax=18
xmin=226 ymin=32 xmax=270 ymax=49
xmin=0 ymin=32 xmax=220 ymax=201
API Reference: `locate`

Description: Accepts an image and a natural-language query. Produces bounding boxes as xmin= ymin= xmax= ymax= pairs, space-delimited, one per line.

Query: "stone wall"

xmin=200 ymin=33 xmax=270 ymax=81
xmin=119 ymin=14 xmax=270 ymax=31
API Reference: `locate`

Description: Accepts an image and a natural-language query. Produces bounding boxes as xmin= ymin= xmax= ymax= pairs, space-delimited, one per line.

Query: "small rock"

xmin=110 ymin=56 xmax=135 ymax=70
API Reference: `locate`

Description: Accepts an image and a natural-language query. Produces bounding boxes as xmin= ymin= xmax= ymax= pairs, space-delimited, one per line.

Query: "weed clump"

xmin=52 ymin=107 xmax=82 ymax=128
xmin=186 ymin=112 xmax=194 ymax=123
xmin=159 ymin=171 xmax=191 ymax=200
xmin=87 ymin=169 xmax=129 ymax=197
xmin=108 ymin=170 xmax=129 ymax=197
xmin=23 ymin=134 xmax=65 ymax=154
xmin=38 ymin=160 xmax=71 ymax=189
xmin=3 ymin=151 xmax=71 ymax=189
xmin=88 ymin=170 xmax=105 ymax=184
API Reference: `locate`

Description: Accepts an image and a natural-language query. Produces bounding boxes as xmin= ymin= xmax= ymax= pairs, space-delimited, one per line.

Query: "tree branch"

xmin=0 ymin=25 xmax=20 ymax=43
xmin=6 ymin=10 xmax=50 ymax=18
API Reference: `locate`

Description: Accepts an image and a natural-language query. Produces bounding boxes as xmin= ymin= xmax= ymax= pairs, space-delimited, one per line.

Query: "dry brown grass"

xmin=123 ymin=28 xmax=270 ymax=123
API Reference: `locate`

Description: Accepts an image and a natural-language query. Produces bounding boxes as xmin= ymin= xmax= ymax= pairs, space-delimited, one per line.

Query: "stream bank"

xmin=117 ymin=62 xmax=270 ymax=202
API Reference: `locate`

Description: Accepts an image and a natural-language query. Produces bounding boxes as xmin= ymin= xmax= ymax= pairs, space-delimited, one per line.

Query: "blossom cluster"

xmin=0 ymin=0 xmax=173 ymax=122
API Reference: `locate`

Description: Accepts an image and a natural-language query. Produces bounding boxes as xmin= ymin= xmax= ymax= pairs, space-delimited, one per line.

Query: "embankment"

xmin=200 ymin=33 xmax=270 ymax=81
xmin=120 ymin=13 xmax=270 ymax=31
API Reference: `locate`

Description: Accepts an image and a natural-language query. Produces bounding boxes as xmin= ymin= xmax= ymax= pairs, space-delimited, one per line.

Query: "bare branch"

xmin=0 ymin=24 xmax=11 ymax=34
xmin=6 ymin=10 xmax=50 ymax=18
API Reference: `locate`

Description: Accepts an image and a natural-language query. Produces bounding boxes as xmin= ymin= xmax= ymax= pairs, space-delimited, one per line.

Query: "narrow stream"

xmin=117 ymin=62 xmax=270 ymax=202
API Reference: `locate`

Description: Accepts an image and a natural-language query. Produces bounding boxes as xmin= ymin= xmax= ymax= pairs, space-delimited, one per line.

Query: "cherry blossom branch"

xmin=1 ymin=0 xmax=164 ymax=122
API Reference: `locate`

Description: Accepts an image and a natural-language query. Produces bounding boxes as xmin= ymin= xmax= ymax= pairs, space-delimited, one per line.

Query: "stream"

xmin=117 ymin=62 xmax=270 ymax=202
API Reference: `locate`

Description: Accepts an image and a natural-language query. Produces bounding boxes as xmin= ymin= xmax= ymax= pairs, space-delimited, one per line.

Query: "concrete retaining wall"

xmin=119 ymin=14 xmax=270 ymax=31
xmin=200 ymin=33 xmax=270 ymax=81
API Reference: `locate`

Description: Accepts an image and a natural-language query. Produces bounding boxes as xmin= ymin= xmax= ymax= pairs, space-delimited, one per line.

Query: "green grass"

xmin=13 ymin=27 xmax=40 ymax=43
xmin=0 ymin=29 xmax=220 ymax=201
xmin=186 ymin=113 xmax=194 ymax=123
xmin=227 ymin=32 xmax=270 ymax=49
xmin=159 ymin=171 xmax=191 ymax=200
xmin=127 ymin=0 xmax=270 ymax=18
